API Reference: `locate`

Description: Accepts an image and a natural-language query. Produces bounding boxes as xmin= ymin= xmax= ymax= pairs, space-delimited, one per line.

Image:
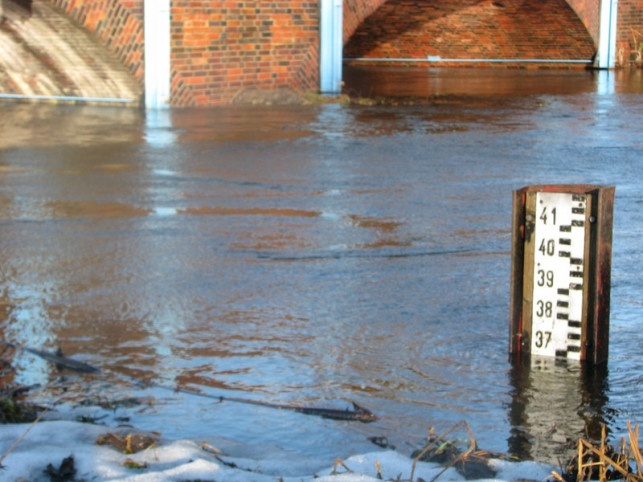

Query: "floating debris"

xmin=78 ymin=395 xmax=156 ymax=411
xmin=368 ymin=435 xmax=395 ymax=449
xmin=122 ymin=458 xmax=148 ymax=470
xmin=96 ymin=428 xmax=160 ymax=454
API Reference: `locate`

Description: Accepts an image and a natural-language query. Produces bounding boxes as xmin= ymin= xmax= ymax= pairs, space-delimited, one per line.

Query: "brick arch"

xmin=343 ymin=0 xmax=601 ymax=47
xmin=48 ymin=0 xmax=144 ymax=83
xmin=566 ymin=0 xmax=601 ymax=45
xmin=344 ymin=0 xmax=388 ymax=42
xmin=343 ymin=0 xmax=597 ymax=64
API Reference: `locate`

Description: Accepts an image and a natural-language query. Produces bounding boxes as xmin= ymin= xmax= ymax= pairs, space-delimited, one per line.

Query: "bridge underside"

xmin=0 ymin=0 xmax=141 ymax=104
xmin=344 ymin=0 xmax=597 ymax=67
xmin=0 ymin=0 xmax=635 ymax=107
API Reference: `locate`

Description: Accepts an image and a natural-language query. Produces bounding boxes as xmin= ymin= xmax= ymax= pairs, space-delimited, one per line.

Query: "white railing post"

xmin=596 ymin=0 xmax=618 ymax=69
xmin=144 ymin=0 xmax=171 ymax=108
xmin=320 ymin=0 xmax=343 ymax=95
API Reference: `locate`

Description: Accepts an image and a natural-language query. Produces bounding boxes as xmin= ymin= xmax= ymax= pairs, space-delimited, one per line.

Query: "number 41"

xmin=540 ymin=206 xmax=557 ymax=225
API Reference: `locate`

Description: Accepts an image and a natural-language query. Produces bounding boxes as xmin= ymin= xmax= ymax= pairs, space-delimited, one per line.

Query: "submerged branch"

xmin=1 ymin=341 xmax=377 ymax=423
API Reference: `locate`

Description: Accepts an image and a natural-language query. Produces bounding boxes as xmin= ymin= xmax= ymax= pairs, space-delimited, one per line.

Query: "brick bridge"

xmin=1 ymin=0 xmax=641 ymax=107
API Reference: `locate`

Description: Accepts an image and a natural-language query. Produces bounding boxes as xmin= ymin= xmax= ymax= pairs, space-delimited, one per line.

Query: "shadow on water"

xmin=0 ymin=67 xmax=642 ymax=466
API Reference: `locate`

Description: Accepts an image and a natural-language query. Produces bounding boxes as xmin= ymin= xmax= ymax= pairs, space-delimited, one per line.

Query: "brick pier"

xmin=1 ymin=0 xmax=641 ymax=107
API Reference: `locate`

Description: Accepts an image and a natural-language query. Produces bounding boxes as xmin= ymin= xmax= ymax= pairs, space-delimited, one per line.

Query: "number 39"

xmin=537 ymin=269 xmax=554 ymax=287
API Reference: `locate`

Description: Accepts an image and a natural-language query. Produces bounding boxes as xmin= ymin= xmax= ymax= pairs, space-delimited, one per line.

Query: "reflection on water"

xmin=343 ymin=66 xmax=643 ymax=98
xmin=507 ymin=359 xmax=613 ymax=462
xmin=0 ymin=68 xmax=642 ymax=464
xmin=145 ymin=109 xmax=177 ymax=147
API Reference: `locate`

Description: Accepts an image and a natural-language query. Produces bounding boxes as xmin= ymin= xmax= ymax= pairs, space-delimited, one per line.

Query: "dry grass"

xmin=631 ymin=29 xmax=643 ymax=64
xmin=553 ymin=422 xmax=643 ymax=482
xmin=410 ymin=421 xmax=504 ymax=482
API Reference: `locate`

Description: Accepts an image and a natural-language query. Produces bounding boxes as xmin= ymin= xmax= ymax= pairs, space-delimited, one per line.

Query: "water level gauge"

xmin=510 ymin=185 xmax=614 ymax=365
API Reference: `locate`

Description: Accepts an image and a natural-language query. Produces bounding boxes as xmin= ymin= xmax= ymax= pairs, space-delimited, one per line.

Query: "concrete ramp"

xmin=0 ymin=0 xmax=141 ymax=105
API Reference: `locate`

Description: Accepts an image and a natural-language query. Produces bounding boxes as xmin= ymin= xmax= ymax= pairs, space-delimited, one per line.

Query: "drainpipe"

xmin=596 ymin=0 xmax=618 ymax=69
xmin=144 ymin=0 xmax=171 ymax=109
xmin=320 ymin=0 xmax=343 ymax=95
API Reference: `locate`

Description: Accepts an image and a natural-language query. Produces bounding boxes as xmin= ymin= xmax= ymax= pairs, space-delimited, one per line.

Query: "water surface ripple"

xmin=1 ymin=69 xmax=641 ymax=465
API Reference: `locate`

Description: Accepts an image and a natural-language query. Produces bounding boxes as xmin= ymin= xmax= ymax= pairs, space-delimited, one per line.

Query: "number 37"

xmin=535 ymin=330 xmax=552 ymax=348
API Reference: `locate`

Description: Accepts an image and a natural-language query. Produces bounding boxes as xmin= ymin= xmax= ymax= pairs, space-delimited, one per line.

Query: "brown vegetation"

xmin=554 ymin=423 xmax=643 ymax=482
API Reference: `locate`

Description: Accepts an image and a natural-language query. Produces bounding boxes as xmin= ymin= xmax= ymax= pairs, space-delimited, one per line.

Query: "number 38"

xmin=536 ymin=300 xmax=553 ymax=318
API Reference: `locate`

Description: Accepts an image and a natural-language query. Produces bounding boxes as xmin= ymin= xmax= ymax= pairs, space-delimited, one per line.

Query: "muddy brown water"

xmin=1 ymin=68 xmax=642 ymax=466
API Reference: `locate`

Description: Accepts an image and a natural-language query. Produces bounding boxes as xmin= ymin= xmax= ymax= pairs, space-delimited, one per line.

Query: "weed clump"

xmin=553 ymin=423 xmax=643 ymax=482
xmin=0 ymin=387 xmax=39 ymax=424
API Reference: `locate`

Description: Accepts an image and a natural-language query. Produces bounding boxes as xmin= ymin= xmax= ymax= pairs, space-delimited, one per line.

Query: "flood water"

xmin=1 ymin=68 xmax=642 ymax=466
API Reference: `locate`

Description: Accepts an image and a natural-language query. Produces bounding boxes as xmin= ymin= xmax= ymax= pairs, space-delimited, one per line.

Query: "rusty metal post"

xmin=509 ymin=185 xmax=614 ymax=365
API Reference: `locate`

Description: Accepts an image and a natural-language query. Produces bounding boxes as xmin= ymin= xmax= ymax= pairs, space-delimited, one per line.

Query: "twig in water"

xmin=331 ymin=457 xmax=352 ymax=475
xmin=1 ymin=342 xmax=99 ymax=374
xmin=216 ymin=395 xmax=377 ymax=423
xmin=2 ymin=341 xmax=378 ymax=423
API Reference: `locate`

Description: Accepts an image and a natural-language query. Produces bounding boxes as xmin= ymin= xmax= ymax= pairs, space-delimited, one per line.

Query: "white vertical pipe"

xmin=320 ymin=0 xmax=343 ymax=95
xmin=596 ymin=0 xmax=618 ymax=69
xmin=144 ymin=0 xmax=171 ymax=109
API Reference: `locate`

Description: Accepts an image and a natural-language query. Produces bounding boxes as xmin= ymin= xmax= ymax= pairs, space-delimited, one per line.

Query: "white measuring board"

xmin=531 ymin=192 xmax=588 ymax=360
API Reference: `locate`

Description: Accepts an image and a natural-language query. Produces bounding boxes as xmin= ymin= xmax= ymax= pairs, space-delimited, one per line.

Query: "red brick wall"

xmin=45 ymin=0 xmax=319 ymax=107
xmin=41 ymin=0 xmax=641 ymax=106
xmin=616 ymin=0 xmax=643 ymax=67
xmin=344 ymin=0 xmax=596 ymax=68
xmin=170 ymin=1 xmax=319 ymax=107
xmin=48 ymin=0 xmax=144 ymax=82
